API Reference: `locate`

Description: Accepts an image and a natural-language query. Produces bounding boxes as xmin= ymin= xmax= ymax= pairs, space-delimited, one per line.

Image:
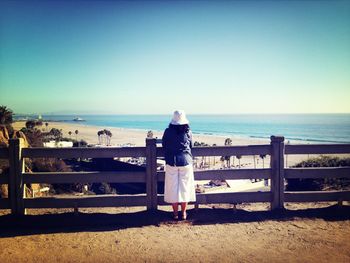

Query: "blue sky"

xmin=0 ymin=0 xmax=349 ymax=114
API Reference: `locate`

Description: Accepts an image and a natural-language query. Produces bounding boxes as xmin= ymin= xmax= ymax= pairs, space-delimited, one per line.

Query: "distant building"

xmin=44 ymin=140 xmax=73 ymax=148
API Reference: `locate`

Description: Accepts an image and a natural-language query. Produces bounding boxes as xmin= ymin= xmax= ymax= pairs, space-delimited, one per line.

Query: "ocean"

xmin=15 ymin=114 xmax=350 ymax=144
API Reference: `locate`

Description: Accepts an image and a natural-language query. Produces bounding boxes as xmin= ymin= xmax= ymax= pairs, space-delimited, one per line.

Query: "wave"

xmin=284 ymin=137 xmax=350 ymax=144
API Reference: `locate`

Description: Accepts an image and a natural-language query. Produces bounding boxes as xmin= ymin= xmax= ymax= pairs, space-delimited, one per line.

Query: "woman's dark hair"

xmin=169 ymin=124 xmax=190 ymax=134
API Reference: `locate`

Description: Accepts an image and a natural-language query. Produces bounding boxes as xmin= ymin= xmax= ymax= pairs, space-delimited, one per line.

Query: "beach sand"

xmin=12 ymin=121 xmax=324 ymax=167
xmin=13 ymin=121 xmax=272 ymax=147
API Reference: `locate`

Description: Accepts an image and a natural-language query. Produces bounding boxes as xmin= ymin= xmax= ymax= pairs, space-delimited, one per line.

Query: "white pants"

xmin=164 ymin=164 xmax=196 ymax=203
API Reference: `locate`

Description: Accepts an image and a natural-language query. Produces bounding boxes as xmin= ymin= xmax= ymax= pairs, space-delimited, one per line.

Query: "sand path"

xmin=0 ymin=203 xmax=349 ymax=263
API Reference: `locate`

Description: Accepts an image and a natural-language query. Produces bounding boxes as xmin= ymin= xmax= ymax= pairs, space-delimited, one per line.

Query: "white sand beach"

xmin=14 ymin=121 xmax=272 ymax=147
xmin=12 ymin=121 xmax=327 ymax=168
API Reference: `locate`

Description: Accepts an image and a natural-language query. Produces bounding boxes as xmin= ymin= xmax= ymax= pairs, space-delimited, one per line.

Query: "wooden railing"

xmin=284 ymin=144 xmax=350 ymax=203
xmin=156 ymin=140 xmax=274 ymax=207
xmin=0 ymin=137 xmax=349 ymax=216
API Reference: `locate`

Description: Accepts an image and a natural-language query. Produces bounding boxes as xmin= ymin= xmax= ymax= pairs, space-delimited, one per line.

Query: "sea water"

xmin=16 ymin=114 xmax=350 ymax=143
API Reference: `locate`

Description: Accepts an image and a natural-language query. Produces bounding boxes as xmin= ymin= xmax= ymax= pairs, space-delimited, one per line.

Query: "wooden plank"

xmin=9 ymin=140 xmax=17 ymax=214
xmin=156 ymin=145 xmax=271 ymax=157
xmin=157 ymin=192 xmax=271 ymax=205
xmin=285 ymin=167 xmax=350 ymax=179
xmin=285 ymin=190 xmax=350 ymax=202
xmin=278 ymin=138 xmax=285 ymax=208
xmin=285 ymin=144 xmax=350 ymax=155
xmin=24 ymin=195 xmax=147 ymax=208
xmin=22 ymin=171 xmax=146 ymax=184
xmin=270 ymin=136 xmax=285 ymax=210
xmin=156 ymin=169 xmax=271 ymax=182
xmin=17 ymin=139 xmax=25 ymax=215
xmin=150 ymin=141 xmax=158 ymax=210
xmin=146 ymin=138 xmax=158 ymax=210
xmin=0 ymin=198 xmax=10 ymax=209
xmin=0 ymin=148 xmax=9 ymax=159
xmin=22 ymin=147 xmax=146 ymax=158
xmin=156 ymin=172 xmax=165 ymax=182
xmin=0 ymin=175 xmax=9 ymax=184
xmin=9 ymin=139 xmax=25 ymax=215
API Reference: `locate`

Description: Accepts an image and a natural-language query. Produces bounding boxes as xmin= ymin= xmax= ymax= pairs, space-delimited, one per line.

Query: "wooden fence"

xmin=0 ymin=136 xmax=349 ymax=216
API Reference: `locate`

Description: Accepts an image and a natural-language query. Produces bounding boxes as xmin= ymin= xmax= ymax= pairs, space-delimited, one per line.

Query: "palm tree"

xmin=224 ymin=138 xmax=232 ymax=167
xmin=220 ymin=156 xmax=225 ymax=168
xmin=74 ymin=130 xmax=80 ymax=147
xmin=225 ymin=138 xmax=232 ymax=145
xmin=212 ymin=144 xmax=217 ymax=166
xmin=108 ymin=131 xmax=113 ymax=145
xmin=97 ymin=130 xmax=102 ymax=144
xmin=99 ymin=130 xmax=106 ymax=145
xmin=0 ymin=106 xmax=13 ymax=125
xmin=25 ymin=120 xmax=36 ymax=130
xmin=260 ymin=154 xmax=266 ymax=168
xmin=105 ymin=130 xmax=112 ymax=145
xmin=49 ymin=128 xmax=62 ymax=139
xmin=237 ymin=155 xmax=242 ymax=169
xmin=147 ymin=130 xmax=153 ymax=139
xmin=45 ymin=122 xmax=49 ymax=132
xmin=103 ymin=129 xmax=108 ymax=145
xmin=68 ymin=131 xmax=72 ymax=139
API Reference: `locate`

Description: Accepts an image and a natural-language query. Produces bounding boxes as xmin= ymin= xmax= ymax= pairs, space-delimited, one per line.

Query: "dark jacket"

xmin=162 ymin=125 xmax=193 ymax=166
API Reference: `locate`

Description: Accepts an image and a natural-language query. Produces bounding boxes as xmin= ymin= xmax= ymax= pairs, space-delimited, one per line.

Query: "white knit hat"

xmin=170 ymin=110 xmax=189 ymax=125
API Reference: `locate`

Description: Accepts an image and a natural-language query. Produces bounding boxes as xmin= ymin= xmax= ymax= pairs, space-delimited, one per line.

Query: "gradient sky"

xmin=0 ymin=0 xmax=349 ymax=114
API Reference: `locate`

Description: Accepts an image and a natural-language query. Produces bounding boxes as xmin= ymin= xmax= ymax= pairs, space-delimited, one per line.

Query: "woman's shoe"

xmin=173 ymin=212 xmax=179 ymax=220
xmin=181 ymin=212 xmax=187 ymax=220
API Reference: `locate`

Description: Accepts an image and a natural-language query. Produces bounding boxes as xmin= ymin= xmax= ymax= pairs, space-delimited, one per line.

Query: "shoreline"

xmin=14 ymin=120 xmax=343 ymax=145
xmin=12 ymin=121 xmax=346 ymax=168
xmin=13 ymin=121 xmax=273 ymax=146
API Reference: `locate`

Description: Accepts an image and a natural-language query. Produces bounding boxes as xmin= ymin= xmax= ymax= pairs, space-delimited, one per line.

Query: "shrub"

xmin=21 ymin=128 xmax=44 ymax=147
xmin=31 ymin=158 xmax=84 ymax=194
xmin=286 ymin=156 xmax=350 ymax=191
xmin=73 ymin=139 xmax=88 ymax=147
xmin=91 ymin=182 xmax=116 ymax=195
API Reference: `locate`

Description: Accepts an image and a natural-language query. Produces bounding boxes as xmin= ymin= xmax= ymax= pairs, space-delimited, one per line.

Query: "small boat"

xmin=73 ymin=117 xmax=85 ymax=121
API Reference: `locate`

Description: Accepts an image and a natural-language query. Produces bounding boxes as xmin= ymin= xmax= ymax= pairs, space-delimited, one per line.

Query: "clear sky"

xmin=0 ymin=0 xmax=349 ymax=114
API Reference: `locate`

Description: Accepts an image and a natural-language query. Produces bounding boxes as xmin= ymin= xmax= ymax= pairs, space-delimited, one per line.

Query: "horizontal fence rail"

xmin=0 ymin=198 xmax=10 ymax=209
xmin=0 ymin=175 xmax=9 ymax=184
xmin=1 ymin=137 xmax=350 ymax=216
xmin=157 ymin=168 xmax=271 ymax=182
xmin=156 ymin=145 xmax=271 ymax=157
xmin=157 ymin=192 xmax=272 ymax=205
xmin=22 ymin=171 xmax=147 ymax=184
xmin=22 ymin=147 xmax=146 ymax=158
xmin=24 ymin=195 xmax=147 ymax=209
xmin=285 ymin=144 xmax=350 ymax=155
xmin=285 ymin=167 xmax=350 ymax=179
xmin=0 ymin=148 xmax=9 ymax=159
xmin=0 ymin=146 xmax=10 ymax=210
xmin=285 ymin=191 xmax=350 ymax=202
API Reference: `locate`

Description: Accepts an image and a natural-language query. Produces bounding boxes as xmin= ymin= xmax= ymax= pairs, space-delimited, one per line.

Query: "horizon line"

xmin=14 ymin=112 xmax=350 ymax=116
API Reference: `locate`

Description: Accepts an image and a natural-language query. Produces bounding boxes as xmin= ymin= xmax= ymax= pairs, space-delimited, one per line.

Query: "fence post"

xmin=270 ymin=136 xmax=285 ymax=210
xmin=9 ymin=138 xmax=25 ymax=215
xmin=146 ymin=138 xmax=158 ymax=211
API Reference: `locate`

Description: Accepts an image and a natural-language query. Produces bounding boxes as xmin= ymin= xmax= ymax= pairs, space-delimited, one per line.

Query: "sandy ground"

xmin=0 ymin=202 xmax=349 ymax=263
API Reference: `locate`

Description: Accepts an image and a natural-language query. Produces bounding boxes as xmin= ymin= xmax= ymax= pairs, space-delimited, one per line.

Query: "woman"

xmin=162 ymin=110 xmax=196 ymax=220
